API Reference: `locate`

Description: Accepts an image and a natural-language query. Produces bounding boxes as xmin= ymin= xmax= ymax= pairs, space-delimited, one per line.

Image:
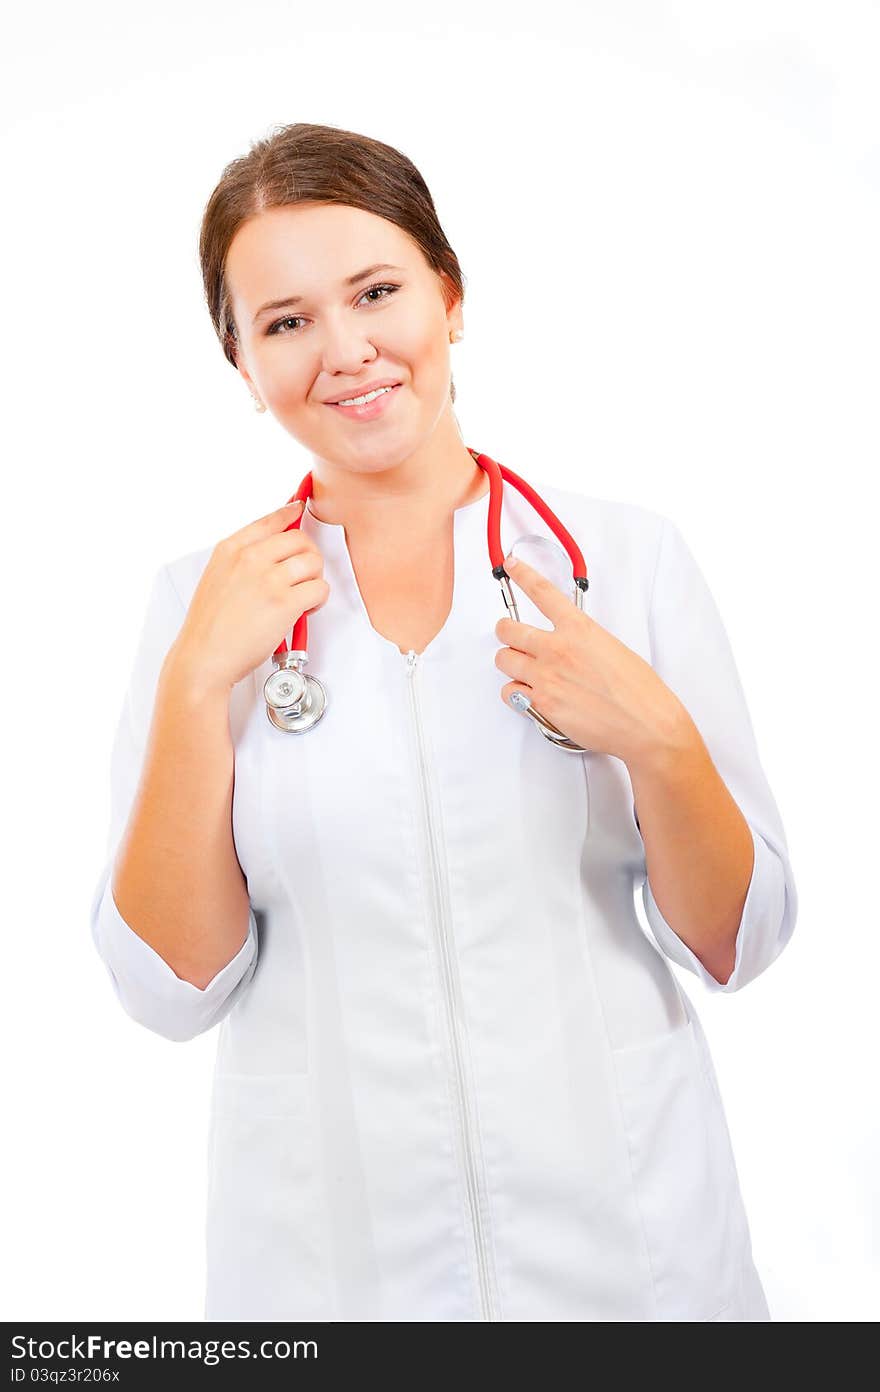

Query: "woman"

xmin=90 ymin=122 xmax=798 ymax=1322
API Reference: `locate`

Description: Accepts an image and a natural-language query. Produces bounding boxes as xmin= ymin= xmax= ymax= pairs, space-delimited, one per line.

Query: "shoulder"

xmin=159 ymin=544 xmax=215 ymax=613
xmin=537 ymin=479 xmax=668 ymax=539
xmin=529 ymin=478 xmax=672 ymax=589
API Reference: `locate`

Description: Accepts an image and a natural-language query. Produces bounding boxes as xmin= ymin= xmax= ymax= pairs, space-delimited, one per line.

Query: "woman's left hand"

xmin=494 ymin=554 xmax=690 ymax=768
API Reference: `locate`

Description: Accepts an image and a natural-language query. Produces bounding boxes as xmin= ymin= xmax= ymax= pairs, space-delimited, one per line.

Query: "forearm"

xmin=628 ymin=705 xmax=755 ymax=987
xmin=110 ymin=642 xmax=251 ymax=990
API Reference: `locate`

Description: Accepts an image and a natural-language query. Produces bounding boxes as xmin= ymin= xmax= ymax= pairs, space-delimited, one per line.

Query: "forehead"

xmin=226 ymin=203 xmax=420 ymax=313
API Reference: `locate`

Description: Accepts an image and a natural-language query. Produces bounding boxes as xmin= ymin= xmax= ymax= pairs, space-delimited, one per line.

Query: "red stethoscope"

xmin=263 ymin=448 xmax=591 ymax=752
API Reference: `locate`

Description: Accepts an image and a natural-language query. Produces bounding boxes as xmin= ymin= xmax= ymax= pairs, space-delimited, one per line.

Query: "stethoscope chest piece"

xmin=264 ymin=651 xmax=328 ymax=733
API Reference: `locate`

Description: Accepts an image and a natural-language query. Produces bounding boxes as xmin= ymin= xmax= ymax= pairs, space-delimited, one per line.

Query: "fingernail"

xmin=505 ymin=553 xmax=517 ymax=569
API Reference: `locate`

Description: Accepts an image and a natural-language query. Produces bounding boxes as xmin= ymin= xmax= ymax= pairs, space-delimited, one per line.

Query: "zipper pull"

xmin=405 ymin=649 xmax=418 ymax=675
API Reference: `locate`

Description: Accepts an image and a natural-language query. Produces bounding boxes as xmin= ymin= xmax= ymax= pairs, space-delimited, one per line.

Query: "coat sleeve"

xmin=89 ymin=563 xmax=259 ymax=1042
xmin=633 ymin=516 xmax=798 ymax=994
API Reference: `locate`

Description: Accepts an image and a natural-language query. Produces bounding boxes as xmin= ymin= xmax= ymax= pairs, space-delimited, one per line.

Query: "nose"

xmin=318 ymin=314 xmax=380 ymax=376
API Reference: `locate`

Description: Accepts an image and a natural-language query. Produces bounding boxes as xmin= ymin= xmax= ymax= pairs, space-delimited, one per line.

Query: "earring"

xmin=450 ymin=329 xmax=464 ymax=343
xmin=251 ymin=395 xmax=267 ymax=413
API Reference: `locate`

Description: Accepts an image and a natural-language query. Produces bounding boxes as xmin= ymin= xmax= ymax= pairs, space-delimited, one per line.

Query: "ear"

xmin=439 ymin=272 xmax=464 ymax=335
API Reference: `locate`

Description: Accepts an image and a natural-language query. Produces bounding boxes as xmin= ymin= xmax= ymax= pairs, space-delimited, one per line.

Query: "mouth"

xmin=324 ymin=382 xmax=403 ymax=421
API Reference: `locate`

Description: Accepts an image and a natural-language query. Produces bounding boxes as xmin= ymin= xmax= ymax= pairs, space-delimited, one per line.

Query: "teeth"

xmin=335 ymin=386 xmax=393 ymax=407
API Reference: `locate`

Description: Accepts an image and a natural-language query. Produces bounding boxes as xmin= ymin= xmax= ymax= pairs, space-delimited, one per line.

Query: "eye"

xmin=266 ymin=282 xmax=401 ymax=336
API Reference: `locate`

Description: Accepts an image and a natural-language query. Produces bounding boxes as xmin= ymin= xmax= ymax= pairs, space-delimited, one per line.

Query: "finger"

xmin=500 ymin=680 xmax=535 ymax=713
xmin=262 ymin=522 xmax=321 ymax=565
xmin=503 ymin=553 xmax=573 ymax=626
xmin=494 ymin=615 xmax=550 ymax=653
xmin=494 ymin=645 xmax=538 ymax=685
xmin=278 ymin=499 xmax=307 ymax=533
xmin=232 ymin=498 xmax=306 ymax=547
xmin=266 ymin=498 xmax=306 ymax=527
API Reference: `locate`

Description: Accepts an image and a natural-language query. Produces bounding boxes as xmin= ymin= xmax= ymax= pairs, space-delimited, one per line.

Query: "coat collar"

xmin=296 ymin=466 xmax=579 ymax=668
xmin=299 ymin=477 xmax=499 ymax=661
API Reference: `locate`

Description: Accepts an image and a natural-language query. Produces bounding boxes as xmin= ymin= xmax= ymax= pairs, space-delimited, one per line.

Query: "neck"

xmin=307 ymin=440 xmax=489 ymax=538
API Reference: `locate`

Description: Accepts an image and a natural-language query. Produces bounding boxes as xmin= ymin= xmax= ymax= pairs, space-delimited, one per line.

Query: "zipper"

xmin=404 ymin=648 xmax=500 ymax=1322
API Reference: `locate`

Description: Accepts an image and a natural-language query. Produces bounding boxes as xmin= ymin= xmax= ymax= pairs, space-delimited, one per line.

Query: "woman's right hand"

xmin=168 ymin=500 xmax=330 ymax=694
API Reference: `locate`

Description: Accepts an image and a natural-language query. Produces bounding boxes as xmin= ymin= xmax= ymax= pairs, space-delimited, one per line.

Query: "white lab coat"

xmin=90 ymin=474 xmax=797 ymax=1322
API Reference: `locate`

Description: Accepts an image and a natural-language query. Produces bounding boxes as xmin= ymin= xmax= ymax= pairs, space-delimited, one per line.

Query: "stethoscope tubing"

xmin=265 ymin=449 xmax=591 ymax=751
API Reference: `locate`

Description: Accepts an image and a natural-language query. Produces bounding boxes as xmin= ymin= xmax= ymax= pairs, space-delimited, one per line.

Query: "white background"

xmin=2 ymin=0 xmax=877 ymax=1322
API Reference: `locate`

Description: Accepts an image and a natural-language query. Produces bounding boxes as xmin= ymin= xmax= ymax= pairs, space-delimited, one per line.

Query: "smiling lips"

xmin=325 ymin=382 xmax=403 ymax=421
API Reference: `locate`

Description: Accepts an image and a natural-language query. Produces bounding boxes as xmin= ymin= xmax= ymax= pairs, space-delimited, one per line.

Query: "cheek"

xmin=398 ymin=315 xmax=451 ymax=395
xmin=386 ymin=294 xmax=448 ymax=365
xmin=259 ymin=351 xmax=309 ymax=403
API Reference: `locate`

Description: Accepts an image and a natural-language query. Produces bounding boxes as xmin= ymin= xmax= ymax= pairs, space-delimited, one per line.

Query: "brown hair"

xmin=198 ymin=121 xmax=466 ymax=403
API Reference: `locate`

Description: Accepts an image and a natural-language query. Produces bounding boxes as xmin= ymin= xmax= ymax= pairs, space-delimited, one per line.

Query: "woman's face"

xmin=226 ymin=202 xmax=463 ymax=470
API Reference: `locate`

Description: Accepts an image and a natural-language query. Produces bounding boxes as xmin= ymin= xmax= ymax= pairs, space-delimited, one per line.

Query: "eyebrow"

xmin=252 ymin=264 xmax=405 ymax=324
